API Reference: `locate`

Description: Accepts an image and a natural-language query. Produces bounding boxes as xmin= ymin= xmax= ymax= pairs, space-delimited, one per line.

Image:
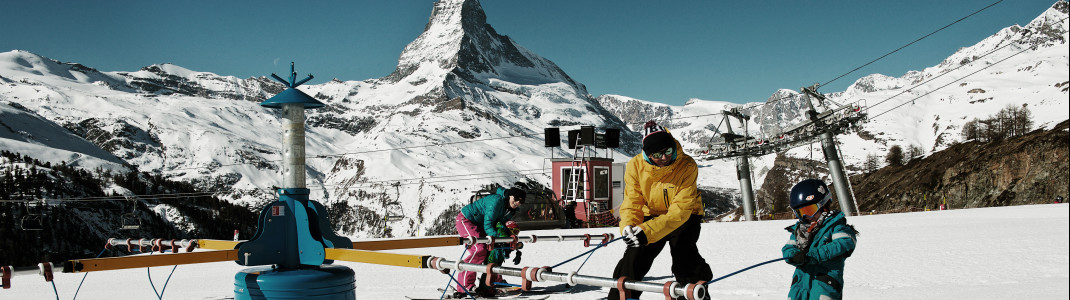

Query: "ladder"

xmin=564 ymin=140 xmax=591 ymax=225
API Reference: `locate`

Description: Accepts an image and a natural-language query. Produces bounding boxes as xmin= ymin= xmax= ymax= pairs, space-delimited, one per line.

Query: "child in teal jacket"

xmin=782 ymin=179 xmax=858 ymax=300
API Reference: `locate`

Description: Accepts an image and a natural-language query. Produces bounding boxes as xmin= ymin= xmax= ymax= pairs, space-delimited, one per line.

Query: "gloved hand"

xmin=512 ymin=250 xmax=522 ymax=265
xmin=622 ymin=226 xmax=647 ymax=248
xmin=788 ymin=250 xmax=809 ymax=266
xmin=793 ymin=223 xmax=812 ymax=251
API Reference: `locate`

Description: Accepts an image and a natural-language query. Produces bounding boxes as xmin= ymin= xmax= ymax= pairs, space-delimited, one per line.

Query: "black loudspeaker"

xmin=605 ymin=128 xmax=620 ymax=148
xmin=544 ymin=128 xmax=560 ymax=147
xmin=579 ymin=126 xmax=595 ymax=146
xmin=567 ymin=130 xmax=580 ymax=149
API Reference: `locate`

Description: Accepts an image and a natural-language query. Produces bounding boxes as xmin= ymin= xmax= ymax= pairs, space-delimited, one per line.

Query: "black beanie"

xmin=505 ymin=187 xmax=526 ymax=203
xmin=642 ymin=121 xmax=674 ymax=154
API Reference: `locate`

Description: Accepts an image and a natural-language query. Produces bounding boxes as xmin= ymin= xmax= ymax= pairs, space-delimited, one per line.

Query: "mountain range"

xmin=1 ymin=0 xmax=1067 ymax=239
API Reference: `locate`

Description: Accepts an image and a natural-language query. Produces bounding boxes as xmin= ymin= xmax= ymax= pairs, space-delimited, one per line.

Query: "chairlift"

xmin=19 ymin=200 xmax=45 ymax=231
xmin=20 ymin=214 xmax=44 ymax=231
xmin=120 ymin=197 xmax=141 ymax=230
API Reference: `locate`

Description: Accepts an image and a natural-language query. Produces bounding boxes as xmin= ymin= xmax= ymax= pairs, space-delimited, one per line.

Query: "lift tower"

xmin=702 ymin=84 xmax=866 ymax=218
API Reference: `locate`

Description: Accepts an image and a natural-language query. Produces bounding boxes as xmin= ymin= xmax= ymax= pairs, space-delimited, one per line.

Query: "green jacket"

xmin=782 ymin=211 xmax=857 ymax=300
xmin=461 ymin=187 xmax=515 ymax=235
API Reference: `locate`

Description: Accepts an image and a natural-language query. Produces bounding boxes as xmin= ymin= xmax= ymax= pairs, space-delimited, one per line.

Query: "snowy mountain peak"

xmin=389 ymin=0 xmax=580 ymax=89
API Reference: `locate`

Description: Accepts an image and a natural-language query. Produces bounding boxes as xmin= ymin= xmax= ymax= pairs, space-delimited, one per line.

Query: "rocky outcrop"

xmin=851 ymin=120 xmax=1069 ymax=211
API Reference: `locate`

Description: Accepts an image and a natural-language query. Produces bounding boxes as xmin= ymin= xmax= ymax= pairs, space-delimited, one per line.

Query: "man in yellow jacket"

xmin=608 ymin=121 xmax=713 ymax=300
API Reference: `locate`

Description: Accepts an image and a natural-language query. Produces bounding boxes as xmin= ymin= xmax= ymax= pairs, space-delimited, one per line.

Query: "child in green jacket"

xmin=782 ymin=179 xmax=858 ymax=300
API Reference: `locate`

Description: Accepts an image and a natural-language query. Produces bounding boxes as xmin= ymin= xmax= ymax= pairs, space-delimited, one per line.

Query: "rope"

xmin=72 ymin=248 xmax=110 ymax=300
xmin=440 ymin=245 xmax=476 ymax=300
xmin=148 ymin=265 xmax=178 ymax=300
xmin=143 ymin=249 xmax=179 ymax=300
xmin=50 ymin=281 xmax=59 ymax=300
xmin=706 ymin=257 xmax=789 ymax=285
xmin=551 ymin=237 xmax=621 ymax=269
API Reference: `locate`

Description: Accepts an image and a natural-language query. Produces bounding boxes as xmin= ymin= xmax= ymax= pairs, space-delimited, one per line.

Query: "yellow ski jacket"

xmin=618 ymin=139 xmax=704 ymax=244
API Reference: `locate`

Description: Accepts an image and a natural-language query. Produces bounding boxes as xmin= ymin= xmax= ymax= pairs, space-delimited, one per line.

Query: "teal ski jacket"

xmin=461 ymin=187 xmax=515 ymax=236
xmin=782 ymin=211 xmax=857 ymax=300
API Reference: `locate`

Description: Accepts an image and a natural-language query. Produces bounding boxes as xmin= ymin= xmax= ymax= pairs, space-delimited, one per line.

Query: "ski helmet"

xmin=789 ymin=179 xmax=832 ymax=220
xmin=504 ymin=220 xmax=520 ymax=235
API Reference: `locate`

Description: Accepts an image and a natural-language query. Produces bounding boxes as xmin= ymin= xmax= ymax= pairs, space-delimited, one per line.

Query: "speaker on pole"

xmin=605 ymin=128 xmax=620 ymax=148
xmin=544 ymin=128 xmax=560 ymax=147
xmin=567 ymin=130 xmax=580 ymax=149
xmin=579 ymin=126 xmax=595 ymax=146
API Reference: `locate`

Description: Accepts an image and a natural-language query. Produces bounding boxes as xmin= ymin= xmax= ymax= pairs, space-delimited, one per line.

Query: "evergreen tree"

xmin=886 ymin=145 xmax=905 ymax=167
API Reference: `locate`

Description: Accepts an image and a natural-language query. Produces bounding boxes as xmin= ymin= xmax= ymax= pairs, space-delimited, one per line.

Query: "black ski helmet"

xmin=789 ymin=179 xmax=832 ymax=218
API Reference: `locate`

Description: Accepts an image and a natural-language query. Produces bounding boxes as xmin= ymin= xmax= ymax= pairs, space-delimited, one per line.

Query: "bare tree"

xmin=905 ymin=144 xmax=925 ymax=163
xmin=864 ymin=153 xmax=881 ymax=173
xmin=962 ymin=119 xmax=982 ymax=141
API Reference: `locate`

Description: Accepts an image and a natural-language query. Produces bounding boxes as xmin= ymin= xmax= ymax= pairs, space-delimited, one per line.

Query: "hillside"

xmin=851 ymin=119 xmax=1069 ymax=212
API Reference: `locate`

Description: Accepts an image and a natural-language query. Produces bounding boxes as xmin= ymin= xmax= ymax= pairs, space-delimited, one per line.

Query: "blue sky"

xmin=1 ymin=0 xmax=1059 ymax=105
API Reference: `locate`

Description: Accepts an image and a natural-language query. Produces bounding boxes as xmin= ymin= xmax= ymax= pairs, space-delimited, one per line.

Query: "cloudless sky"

xmin=1 ymin=0 xmax=1059 ymax=105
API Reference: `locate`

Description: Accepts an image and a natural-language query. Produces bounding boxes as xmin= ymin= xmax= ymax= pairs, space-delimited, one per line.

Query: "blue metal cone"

xmin=260 ymin=88 xmax=324 ymax=109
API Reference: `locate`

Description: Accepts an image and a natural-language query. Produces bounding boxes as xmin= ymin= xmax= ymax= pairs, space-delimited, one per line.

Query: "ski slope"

xmin=5 ymin=203 xmax=1067 ymax=299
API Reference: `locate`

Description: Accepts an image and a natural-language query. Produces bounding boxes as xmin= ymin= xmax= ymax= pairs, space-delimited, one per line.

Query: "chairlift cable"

xmin=867 ymin=26 xmax=1053 ymax=120
xmin=755 ymin=0 xmax=1005 ymax=109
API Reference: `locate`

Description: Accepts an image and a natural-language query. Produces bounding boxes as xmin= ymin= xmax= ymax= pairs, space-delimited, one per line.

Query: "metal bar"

xmin=1 ymin=263 xmax=56 ymax=281
xmin=323 ymin=248 xmax=428 ymax=268
xmin=351 ymin=237 xmax=461 ymax=250
xmin=427 ymin=257 xmax=707 ymax=300
xmin=463 ymin=234 xmax=615 ymax=245
xmin=105 ymin=238 xmax=198 ymax=252
xmin=198 ymin=239 xmax=240 ymax=250
xmin=64 ymin=250 xmax=239 ymax=273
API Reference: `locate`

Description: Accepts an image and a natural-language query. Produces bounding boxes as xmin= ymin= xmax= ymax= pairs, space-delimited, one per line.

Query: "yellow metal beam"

xmin=198 ymin=239 xmax=240 ymax=250
xmin=324 ymin=248 xmax=428 ymax=268
xmin=66 ymin=250 xmax=239 ymax=273
xmin=350 ymin=237 xmax=461 ymax=250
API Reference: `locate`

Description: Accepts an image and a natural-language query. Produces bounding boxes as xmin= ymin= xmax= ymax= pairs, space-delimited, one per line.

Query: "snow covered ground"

xmin=5 ymin=203 xmax=1068 ymax=299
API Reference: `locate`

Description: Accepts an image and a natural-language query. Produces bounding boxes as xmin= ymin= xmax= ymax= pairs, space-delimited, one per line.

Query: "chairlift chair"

xmin=19 ymin=200 xmax=45 ymax=231
xmin=120 ymin=213 xmax=141 ymax=230
xmin=20 ymin=214 xmax=44 ymax=231
xmin=120 ymin=197 xmax=141 ymax=230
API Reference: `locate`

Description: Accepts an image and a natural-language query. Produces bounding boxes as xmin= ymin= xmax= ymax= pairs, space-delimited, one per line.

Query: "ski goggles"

xmin=648 ymin=147 xmax=674 ymax=159
xmin=792 ymin=203 xmax=822 ymax=220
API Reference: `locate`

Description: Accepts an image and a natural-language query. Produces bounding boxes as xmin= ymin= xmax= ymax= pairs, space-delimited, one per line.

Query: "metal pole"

xmin=281 ymin=103 xmax=307 ymax=188
xmin=428 ymin=257 xmax=708 ymax=300
xmin=723 ymin=115 xmax=756 ymax=221
xmin=461 ymin=234 xmax=615 ymax=245
xmin=736 ymin=156 xmax=756 ymax=221
xmin=820 ymin=131 xmax=858 ymax=215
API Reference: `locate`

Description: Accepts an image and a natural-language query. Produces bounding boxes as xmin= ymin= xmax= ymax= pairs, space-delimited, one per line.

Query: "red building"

xmin=551 ymin=157 xmax=618 ymax=226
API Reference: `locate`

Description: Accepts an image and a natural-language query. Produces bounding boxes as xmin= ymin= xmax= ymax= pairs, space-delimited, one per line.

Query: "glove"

xmin=788 ymin=250 xmax=809 ymax=266
xmin=512 ymin=250 xmax=522 ymax=265
xmin=793 ymin=223 xmax=812 ymax=251
xmin=623 ymin=226 xmax=647 ymax=248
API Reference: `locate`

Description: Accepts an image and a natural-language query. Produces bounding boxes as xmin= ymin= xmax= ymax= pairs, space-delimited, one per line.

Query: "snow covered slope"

xmin=4 ymin=204 xmax=1066 ymax=299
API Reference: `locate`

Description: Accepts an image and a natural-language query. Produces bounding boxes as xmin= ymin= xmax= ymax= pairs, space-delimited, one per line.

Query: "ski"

xmin=405 ymin=295 xmax=549 ymax=300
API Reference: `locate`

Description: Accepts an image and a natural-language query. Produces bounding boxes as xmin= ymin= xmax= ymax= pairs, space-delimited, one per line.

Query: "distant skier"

xmin=454 ymin=186 xmax=525 ymax=298
xmin=609 ymin=121 xmax=712 ymax=300
xmin=782 ymin=179 xmax=858 ymax=300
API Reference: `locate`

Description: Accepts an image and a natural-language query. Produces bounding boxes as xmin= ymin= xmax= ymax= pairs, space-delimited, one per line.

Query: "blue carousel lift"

xmin=233 ymin=63 xmax=355 ymax=299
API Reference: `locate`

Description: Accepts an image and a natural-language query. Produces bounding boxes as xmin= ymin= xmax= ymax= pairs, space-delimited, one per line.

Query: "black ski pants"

xmin=608 ymin=214 xmax=712 ymax=300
